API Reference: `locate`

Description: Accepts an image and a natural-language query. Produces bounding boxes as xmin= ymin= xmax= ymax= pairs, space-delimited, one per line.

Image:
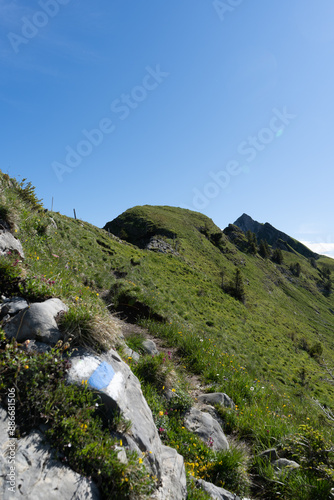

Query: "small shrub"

xmin=14 ymin=178 xmax=43 ymax=209
xmin=132 ymin=353 xmax=170 ymax=389
xmin=281 ymin=424 xmax=333 ymax=475
xmin=168 ymin=387 xmax=192 ymax=415
xmin=310 ymin=257 xmax=317 ymax=269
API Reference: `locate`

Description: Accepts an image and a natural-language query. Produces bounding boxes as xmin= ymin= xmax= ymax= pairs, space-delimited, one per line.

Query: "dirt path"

xmin=111 ymin=314 xmax=209 ymax=397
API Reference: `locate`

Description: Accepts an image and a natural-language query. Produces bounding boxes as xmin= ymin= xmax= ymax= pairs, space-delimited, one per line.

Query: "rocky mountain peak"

xmin=233 ymin=214 xmax=317 ymax=259
xmin=233 ymin=213 xmax=262 ymax=234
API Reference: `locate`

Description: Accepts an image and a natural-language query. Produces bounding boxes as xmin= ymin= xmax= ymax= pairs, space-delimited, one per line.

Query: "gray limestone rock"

xmin=67 ymin=349 xmax=187 ymax=499
xmin=155 ymin=445 xmax=187 ymax=500
xmin=0 ymin=231 xmax=24 ymax=258
xmin=142 ymin=339 xmax=159 ymax=355
xmin=3 ymin=298 xmax=68 ymax=345
xmin=0 ymin=407 xmax=100 ymax=500
xmin=184 ymin=407 xmax=229 ymax=451
xmin=197 ymin=392 xmax=235 ymax=409
xmin=190 ymin=477 xmax=241 ymax=500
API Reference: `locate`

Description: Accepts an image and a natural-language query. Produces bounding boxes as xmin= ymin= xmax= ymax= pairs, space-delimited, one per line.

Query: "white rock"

xmin=67 ymin=349 xmax=187 ymax=499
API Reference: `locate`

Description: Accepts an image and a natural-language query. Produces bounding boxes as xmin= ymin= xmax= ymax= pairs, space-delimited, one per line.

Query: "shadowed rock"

xmin=3 ymin=298 xmax=68 ymax=344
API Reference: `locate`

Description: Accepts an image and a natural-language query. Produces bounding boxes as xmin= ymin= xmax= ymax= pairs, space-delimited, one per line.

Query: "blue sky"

xmin=1 ymin=0 xmax=334 ymax=256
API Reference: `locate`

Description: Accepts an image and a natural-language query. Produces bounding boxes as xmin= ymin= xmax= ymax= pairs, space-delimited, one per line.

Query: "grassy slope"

xmin=2 ymin=174 xmax=334 ymax=412
xmin=1 ymin=172 xmax=334 ymax=497
xmin=106 ymin=205 xmax=334 ymax=408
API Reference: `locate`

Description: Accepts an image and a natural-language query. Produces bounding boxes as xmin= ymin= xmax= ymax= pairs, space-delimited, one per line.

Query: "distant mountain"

xmin=233 ymin=213 xmax=318 ymax=259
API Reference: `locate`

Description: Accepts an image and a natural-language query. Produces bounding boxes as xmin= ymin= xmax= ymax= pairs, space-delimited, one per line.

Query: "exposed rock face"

xmin=184 ymin=407 xmax=229 ymax=451
xmin=67 ymin=349 xmax=187 ymax=499
xmin=0 ymin=407 xmax=100 ymax=500
xmin=233 ymin=213 xmax=317 ymax=259
xmin=233 ymin=213 xmax=261 ymax=235
xmin=0 ymin=231 xmax=24 ymax=258
xmin=146 ymin=237 xmax=178 ymax=254
xmin=3 ymin=298 xmax=68 ymax=345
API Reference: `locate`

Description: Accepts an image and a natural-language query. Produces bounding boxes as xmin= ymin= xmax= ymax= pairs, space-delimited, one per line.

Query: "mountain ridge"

xmin=234 ymin=212 xmax=318 ymax=259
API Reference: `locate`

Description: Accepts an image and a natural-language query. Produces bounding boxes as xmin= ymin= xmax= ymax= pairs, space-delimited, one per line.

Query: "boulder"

xmin=184 ymin=407 xmax=229 ymax=451
xmin=0 ymin=407 xmax=100 ymax=500
xmin=197 ymin=392 xmax=235 ymax=409
xmin=0 ymin=231 xmax=24 ymax=258
xmin=190 ymin=477 xmax=241 ymax=499
xmin=142 ymin=339 xmax=159 ymax=355
xmin=67 ymin=349 xmax=187 ymax=499
xmin=3 ymin=298 xmax=68 ymax=345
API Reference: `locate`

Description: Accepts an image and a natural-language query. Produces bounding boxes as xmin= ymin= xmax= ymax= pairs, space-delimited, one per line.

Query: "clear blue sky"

xmin=1 ymin=0 xmax=334 ymax=256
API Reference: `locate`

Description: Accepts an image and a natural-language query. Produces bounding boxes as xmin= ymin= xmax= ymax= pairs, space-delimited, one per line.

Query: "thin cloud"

xmin=301 ymin=240 xmax=334 ymax=258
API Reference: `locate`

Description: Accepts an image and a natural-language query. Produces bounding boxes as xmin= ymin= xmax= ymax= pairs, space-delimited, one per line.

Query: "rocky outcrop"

xmin=184 ymin=407 xmax=229 ymax=451
xmin=0 ymin=407 xmax=100 ymax=500
xmin=67 ymin=349 xmax=187 ymax=499
xmin=0 ymin=231 xmax=24 ymax=258
xmin=146 ymin=237 xmax=179 ymax=255
xmin=3 ymin=298 xmax=68 ymax=345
